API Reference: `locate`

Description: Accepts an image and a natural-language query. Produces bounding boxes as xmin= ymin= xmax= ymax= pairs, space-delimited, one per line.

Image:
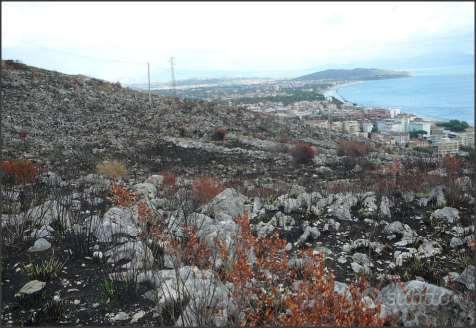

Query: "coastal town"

xmin=154 ymin=80 xmax=474 ymax=157
xmin=253 ymin=98 xmax=474 ymax=157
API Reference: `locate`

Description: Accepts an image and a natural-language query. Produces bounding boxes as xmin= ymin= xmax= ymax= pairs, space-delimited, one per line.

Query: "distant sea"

xmin=324 ymin=65 xmax=474 ymax=125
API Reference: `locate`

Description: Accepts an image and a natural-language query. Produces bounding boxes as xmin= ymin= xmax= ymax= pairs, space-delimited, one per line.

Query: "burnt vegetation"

xmin=1 ymin=61 xmax=475 ymax=327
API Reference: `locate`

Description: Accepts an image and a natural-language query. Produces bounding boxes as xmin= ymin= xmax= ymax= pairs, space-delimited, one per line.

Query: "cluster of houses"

xmin=245 ymin=95 xmax=473 ymax=157
xmin=307 ymin=107 xmax=474 ymax=156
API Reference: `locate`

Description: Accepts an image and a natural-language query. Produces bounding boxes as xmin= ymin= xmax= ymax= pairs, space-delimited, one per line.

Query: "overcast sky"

xmin=2 ymin=1 xmax=474 ymax=82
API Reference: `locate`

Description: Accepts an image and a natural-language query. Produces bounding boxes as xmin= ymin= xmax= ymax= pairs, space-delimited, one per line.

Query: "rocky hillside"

xmin=1 ymin=60 xmax=353 ymax=182
xmin=1 ymin=169 xmax=475 ymax=326
xmin=1 ymin=60 xmax=475 ymax=327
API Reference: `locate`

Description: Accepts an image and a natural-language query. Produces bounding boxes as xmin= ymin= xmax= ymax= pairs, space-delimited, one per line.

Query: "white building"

xmin=390 ymin=132 xmax=410 ymax=146
xmin=430 ymin=125 xmax=446 ymax=145
xmin=409 ymin=120 xmax=432 ymax=137
xmin=454 ymin=128 xmax=474 ymax=148
xmin=434 ymin=138 xmax=460 ymax=157
xmin=376 ymin=119 xmax=405 ymax=134
xmin=389 ymin=108 xmax=401 ymax=118
xmin=331 ymin=121 xmax=344 ymax=131
xmin=342 ymin=120 xmax=360 ymax=134
xmin=361 ymin=121 xmax=374 ymax=133
xmin=396 ymin=116 xmax=413 ymax=133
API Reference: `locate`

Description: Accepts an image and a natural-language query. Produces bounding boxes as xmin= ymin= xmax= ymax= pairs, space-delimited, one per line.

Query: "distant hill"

xmin=128 ymin=77 xmax=273 ymax=91
xmin=295 ymin=68 xmax=410 ymax=81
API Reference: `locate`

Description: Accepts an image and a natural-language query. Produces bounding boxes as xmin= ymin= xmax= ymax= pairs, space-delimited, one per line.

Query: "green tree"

xmin=409 ymin=130 xmax=427 ymax=139
xmin=436 ymin=120 xmax=469 ymax=132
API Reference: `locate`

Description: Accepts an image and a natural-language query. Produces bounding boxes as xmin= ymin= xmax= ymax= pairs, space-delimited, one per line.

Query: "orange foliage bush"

xmin=181 ymin=225 xmax=212 ymax=269
xmin=441 ymin=155 xmax=466 ymax=206
xmin=337 ymin=140 xmax=370 ymax=157
xmin=441 ymin=155 xmax=462 ymax=178
xmin=289 ymin=143 xmax=317 ymax=163
xmin=219 ymin=214 xmax=385 ymax=327
xmin=192 ymin=176 xmax=224 ymax=204
xmin=137 ymin=200 xmax=152 ymax=224
xmin=160 ymin=170 xmax=177 ymax=189
xmin=109 ymin=182 xmax=136 ymax=207
xmin=1 ymin=160 xmax=39 ymax=184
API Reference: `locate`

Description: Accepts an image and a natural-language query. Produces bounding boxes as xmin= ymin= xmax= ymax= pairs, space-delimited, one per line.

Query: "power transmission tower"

xmin=169 ymin=57 xmax=176 ymax=96
xmin=147 ymin=62 xmax=152 ymax=108
xmin=327 ymin=96 xmax=332 ymax=141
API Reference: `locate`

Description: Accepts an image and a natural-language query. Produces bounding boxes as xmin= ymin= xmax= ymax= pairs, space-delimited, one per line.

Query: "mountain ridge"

xmin=295 ymin=68 xmax=411 ymax=81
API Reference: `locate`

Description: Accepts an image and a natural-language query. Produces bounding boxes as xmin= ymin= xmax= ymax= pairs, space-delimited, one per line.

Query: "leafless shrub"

xmin=289 ymin=143 xmax=317 ymax=164
xmin=337 ymin=140 xmax=370 ymax=157
xmin=212 ymin=128 xmax=227 ymax=141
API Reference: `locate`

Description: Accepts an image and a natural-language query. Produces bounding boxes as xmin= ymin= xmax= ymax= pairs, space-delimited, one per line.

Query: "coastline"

xmin=322 ymin=81 xmax=362 ymax=104
xmin=323 ymin=78 xmax=473 ymax=126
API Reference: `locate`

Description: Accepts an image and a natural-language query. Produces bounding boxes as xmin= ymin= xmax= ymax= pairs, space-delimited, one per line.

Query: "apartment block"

xmin=434 ymin=138 xmax=460 ymax=157
xmin=342 ymin=120 xmax=360 ymax=134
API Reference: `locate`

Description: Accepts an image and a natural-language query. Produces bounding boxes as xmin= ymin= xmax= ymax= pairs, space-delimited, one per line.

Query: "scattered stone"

xmin=334 ymin=281 xmax=351 ymax=299
xmin=352 ymin=252 xmax=372 ymax=267
xmin=14 ymin=280 xmax=46 ymax=297
xmin=133 ymin=182 xmax=157 ymax=200
xmin=205 ymin=188 xmax=247 ymax=221
xmin=276 ymin=194 xmax=302 ymax=214
xmin=360 ymin=192 xmax=378 ymax=216
xmin=442 ymin=272 xmax=461 ymax=286
xmin=430 ymin=207 xmax=460 ymax=224
xmin=379 ymin=196 xmax=392 ymax=219
xmin=402 ymin=191 xmax=415 ymax=203
xmin=450 ymin=237 xmax=465 ymax=248
xmin=27 ymin=238 xmax=51 ymax=252
xmin=351 ymin=262 xmax=369 ymax=274
xmin=337 ymin=256 xmax=347 ymax=264
xmin=104 ymin=240 xmax=154 ymax=270
xmin=455 ymin=265 xmax=475 ymax=290
xmin=327 ymin=193 xmax=358 ymax=221
xmin=130 ymin=310 xmax=146 ymax=323
xmin=296 ymin=226 xmax=320 ymax=245
xmin=418 ymin=240 xmax=442 ymax=258
xmin=30 ymin=225 xmax=54 ymax=239
xmin=394 ymin=249 xmax=418 ymax=266
xmin=383 ymin=221 xmax=405 ymax=235
xmin=428 ymin=186 xmax=446 ymax=207
xmin=378 ymin=280 xmax=471 ymax=327
xmin=111 ymin=312 xmax=130 ymax=322
xmin=95 ymin=207 xmax=140 ymax=242
xmin=254 ymin=221 xmax=275 ymax=238
xmin=342 ymin=239 xmax=385 ymax=254
xmin=145 ymin=175 xmax=164 ymax=188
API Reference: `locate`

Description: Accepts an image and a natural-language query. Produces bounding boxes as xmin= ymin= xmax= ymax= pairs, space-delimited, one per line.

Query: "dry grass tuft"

xmin=96 ymin=160 xmax=127 ymax=180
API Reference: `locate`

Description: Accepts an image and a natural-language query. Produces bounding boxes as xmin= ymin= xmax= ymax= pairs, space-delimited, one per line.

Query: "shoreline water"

xmin=323 ymin=77 xmax=473 ymax=126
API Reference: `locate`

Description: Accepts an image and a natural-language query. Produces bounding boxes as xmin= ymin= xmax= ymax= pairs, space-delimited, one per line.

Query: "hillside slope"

xmin=1 ymin=60 xmax=343 ymax=181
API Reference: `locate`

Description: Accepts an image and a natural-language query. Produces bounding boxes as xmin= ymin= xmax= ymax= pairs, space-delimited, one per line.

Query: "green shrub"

xmin=100 ymin=277 xmax=138 ymax=305
xmin=24 ymin=257 xmax=64 ymax=282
